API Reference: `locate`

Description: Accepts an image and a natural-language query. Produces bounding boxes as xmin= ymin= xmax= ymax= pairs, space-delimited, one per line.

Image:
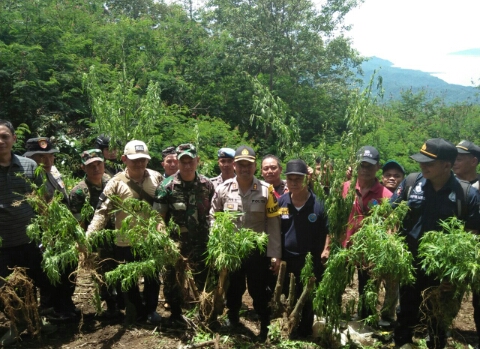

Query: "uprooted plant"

xmin=200 ymin=211 xmax=268 ymax=323
xmin=313 ymin=199 xmax=414 ymax=330
xmin=418 ymin=217 xmax=480 ymax=334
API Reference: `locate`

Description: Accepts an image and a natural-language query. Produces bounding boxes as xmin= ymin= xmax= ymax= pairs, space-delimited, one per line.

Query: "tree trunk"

xmin=270 ymin=261 xmax=286 ymax=318
xmin=287 ymin=276 xmax=316 ymax=336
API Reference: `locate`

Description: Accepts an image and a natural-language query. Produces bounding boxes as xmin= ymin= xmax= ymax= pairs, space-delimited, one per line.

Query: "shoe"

xmin=41 ymin=319 xmax=58 ymax=335
xmin=166 ymin=314 xmax=187 ymax=328
xmin=0 ymin=325 xmax=25 ymax=347
xmin=147 ymin=311 xmax=162 ymax=324
xmin=98 ymin=308 xmax=121 ymax=319
xmin=378 ymin=317 xmax=394 ymax=329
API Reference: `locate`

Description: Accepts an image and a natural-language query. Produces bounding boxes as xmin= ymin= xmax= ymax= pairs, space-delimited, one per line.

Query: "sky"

xmin=339 ymin=0 xmax=480 ymax=86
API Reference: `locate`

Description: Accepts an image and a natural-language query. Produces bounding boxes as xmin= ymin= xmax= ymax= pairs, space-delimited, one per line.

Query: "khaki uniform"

xmin=211 ymin=177 xmax=281 ymax=258
xmin=86 ymin=168 xmax=163 ymax=246
xmin=210 ymin=174 xmax=225 ymax=190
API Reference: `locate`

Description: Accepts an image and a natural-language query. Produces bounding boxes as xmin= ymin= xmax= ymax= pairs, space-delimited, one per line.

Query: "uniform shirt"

xmin=210 ymin=177 xmax=282 ymax=258
xmin=210 ymin=174 xmax=227 ymax=190
xmin=0 ymin=153 xmax=41 ymax=248
xmin=104 ymin=160 xmax=123 ymax=178
xmin=86 ymin=168 xmax=163 ymax=246
xmin=70 ymin=174 xmax=110 ymax=224
xmin=391 ymin=172 xmax=480 ymax=254
xmin=342 ymin=179 xmax=392 ymax=248
xmin=45 ymin=170 xmax=69 ymax=206
xmin=153 ymin=172 xmax=214 ymax=240
xmin=278 ymin=190 xmax=329 ymax=259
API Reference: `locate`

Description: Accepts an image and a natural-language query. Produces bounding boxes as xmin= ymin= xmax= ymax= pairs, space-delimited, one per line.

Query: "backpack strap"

xmin=455 ymin=178 xmax=471 ymax=220
xmin=117 ymin=172 xmax=154 ymax=206
xmin=403 ymin=172 xmax=422 ymax=201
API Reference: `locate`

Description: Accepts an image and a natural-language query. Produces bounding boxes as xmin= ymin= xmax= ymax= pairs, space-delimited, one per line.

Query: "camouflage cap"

xmin=176 ymin=143 xmax=197 ymax=159
xmin=81 ymin=149 xmax=104 ymax=165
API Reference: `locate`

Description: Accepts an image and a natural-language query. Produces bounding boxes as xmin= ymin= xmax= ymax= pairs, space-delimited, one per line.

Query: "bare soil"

xmin=0 ymin=269 xmax=477 ymax=348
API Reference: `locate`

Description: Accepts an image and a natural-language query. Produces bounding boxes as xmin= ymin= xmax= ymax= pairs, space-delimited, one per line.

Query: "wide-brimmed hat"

xmin=23 ymin=137 xmax=59 ymax=157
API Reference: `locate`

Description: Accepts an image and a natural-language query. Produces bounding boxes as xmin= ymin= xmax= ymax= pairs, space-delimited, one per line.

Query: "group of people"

xmin=1 ymin=117 xmax=480 ymax=348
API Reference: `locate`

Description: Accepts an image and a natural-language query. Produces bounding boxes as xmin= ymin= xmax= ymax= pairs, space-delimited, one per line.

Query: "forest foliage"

xmin=1 ymin=0 xmax=480 ymax=176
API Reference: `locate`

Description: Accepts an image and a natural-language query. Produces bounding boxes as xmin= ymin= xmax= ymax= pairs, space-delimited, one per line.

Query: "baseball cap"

xmin=124 ymin=140 xmax=151 ymax=160
xmin=217 ymin=148 xmax=235 ymax=159
xmin=357 ymin=146 xmax=380 ymax=165
xmin=234 ymin=145 xmax=256 ymax=162
xmin=81 ymin=149 xmax=104 ymax=165
xmin=285 ymin=159 xmax=308 ymax=176
xmin=176 ymin=144 xmax=197 ymax=159
xmin=456 ymin=140 xmax=480 ymax=159
xmin=382 ymin=160 xmax=406 ymax=174
xmin=410 ymin=138 xmax=457 ymax=163
xmin=24 ymin=137 xmax=59 ymax=157
xmin=162 ymin=146 xmax=177 ymax=159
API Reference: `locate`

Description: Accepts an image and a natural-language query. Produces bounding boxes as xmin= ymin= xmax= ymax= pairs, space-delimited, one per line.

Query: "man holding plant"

xmin=154 ymin=143 xmax=214 ymax=326
xmin=87 ymin=140 xmax=164 ymax=325
xmin=343 ymin=146 xmax=392 ymax=320
xmin=391 ymin=138 xmax=480 ymax=349
xmin=210 ymin=145 xmax=281 ymax=341
xmin=278 ymin=159 xmax=330 ymax=338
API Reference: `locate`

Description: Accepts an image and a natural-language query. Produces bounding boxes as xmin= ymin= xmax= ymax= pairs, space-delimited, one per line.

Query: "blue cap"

xmin=217 ymin=148 xmax=235 ymax=159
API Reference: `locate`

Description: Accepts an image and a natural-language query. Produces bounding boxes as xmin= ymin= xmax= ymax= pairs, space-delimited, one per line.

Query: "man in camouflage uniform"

xmin=87 ymin=140 xmax=163 ymax=324
xmin=210 ymin=145 xmax=281 ymax=341
xmin=95 ymin=135 xmax=123 ymax=177
xmin=210 ymin=147 xmax=235 ymax=189
xmin=153 ymin=143 xmax=214 ymax=325
xmin=70 ymin=149 xmax=120 ymax=317
xmin=161 ymin=146 xmax=178 ymax=178
xmin=70 ymin=149 xmax=110 ymax=228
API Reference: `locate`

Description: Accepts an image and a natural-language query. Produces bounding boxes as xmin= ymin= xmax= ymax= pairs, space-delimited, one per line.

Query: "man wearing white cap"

xmin=87 ymin=140 xmax=163 ymax=325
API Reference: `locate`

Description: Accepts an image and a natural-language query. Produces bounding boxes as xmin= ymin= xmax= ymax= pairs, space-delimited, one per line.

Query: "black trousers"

xmin=283 ymin=254 xmax=324 ymax=336
xmin=473 ymin=291 xmax=480 ymax=338
xmin=114 ymin=246 xmax=160 ymax=315
xmin=0 ymin=242 xmax=54 ymax=313
xmin=226 ymin=248 xmax=271 ymax=323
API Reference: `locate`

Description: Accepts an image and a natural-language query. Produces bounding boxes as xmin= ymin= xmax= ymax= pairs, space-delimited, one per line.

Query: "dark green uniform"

xmin=153 ymin=172 xmax=214 ymax=316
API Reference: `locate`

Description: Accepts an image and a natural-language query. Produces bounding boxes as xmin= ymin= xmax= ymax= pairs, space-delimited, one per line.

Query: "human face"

xmin=453 ymin=154 xmax=478 ymax=180
xmin=122 ymin=155 xmax=149 ymax=180
xmin=357 ymin=161 xmax=380 ymax=182
xmin=162 ymin=154 xmax=178 ymax=176
xmin=261 ymin=158 xmax=282 ymax=186
xmin=286 ymin=174 xmax=307 ymax=195
xmin=419 ymin=160 xmax=451 ymax=182
xmin=382 ymin=168 xmax=405 ymax=192
xmin=31 ymin=153 xmax=55 ymax=173
xmin=178 ymin=156 xmax=198 ymax=181
xmin=83 ymin=160 xmax=105 ymax=185
xmin=102 ymin=147 xmax=118 ymax=161
xmin=0 ymin=125 xmax=16 ymax=158
xmin=218 ymin=158 xmax=234 ymax=177
xmin=234 ymin=160 xmax=256 ymax=182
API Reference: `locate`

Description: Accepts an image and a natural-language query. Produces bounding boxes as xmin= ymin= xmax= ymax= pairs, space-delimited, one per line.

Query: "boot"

xmin=0 ymin=324 xmax=22 ymax=346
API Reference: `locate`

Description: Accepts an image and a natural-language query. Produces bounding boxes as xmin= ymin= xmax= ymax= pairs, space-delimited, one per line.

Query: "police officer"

xmin=153 ymin=144 xmax=214 ymax=326
xmin=24 ymin=137 xmax=77 ymax=320
xmin=210 ymin=147 xmax=235 ymax=189
xmin=210 ymin=145 xmax=281 ymax=341
xmin=278 ymin=159 xmax=330 ymax=338
xmin=261 ymin=154 xmax=287 ymax=198
xmin=453 ymin=140 xmax=480 ymax=347
xmin=95 ymin=135 xmax=123 ymax=177
xmin=87 ymin=140 xmax=164 ymax=324
xmin=161 ymin=146 xmax=178 ymax=178
xmin=392 ymin=138 xmax=480 ymax=349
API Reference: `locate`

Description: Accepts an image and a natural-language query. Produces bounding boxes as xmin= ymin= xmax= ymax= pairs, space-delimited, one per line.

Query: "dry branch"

xmin=287 ymin=276 xmax=316 ymax=335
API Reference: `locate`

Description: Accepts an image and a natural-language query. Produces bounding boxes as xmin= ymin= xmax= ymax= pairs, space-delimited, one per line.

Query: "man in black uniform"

xmin=391 ymin=138 xmax=480 ymax=349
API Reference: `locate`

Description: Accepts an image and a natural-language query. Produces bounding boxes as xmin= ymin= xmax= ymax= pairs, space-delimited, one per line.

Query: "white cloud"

xmin=336 ymin=0 xmax=480 ymax=86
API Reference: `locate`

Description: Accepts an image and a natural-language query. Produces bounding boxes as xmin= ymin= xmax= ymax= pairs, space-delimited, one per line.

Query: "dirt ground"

xmin=0 ymin=269 xmax=478 ymax=349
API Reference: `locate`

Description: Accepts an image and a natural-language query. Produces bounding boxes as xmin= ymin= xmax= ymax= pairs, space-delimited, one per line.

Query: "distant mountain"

xmin=450 ymin=48 xmax=480 ymax=56
xmin=357 ymin=57 xmax=480 ymax=104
